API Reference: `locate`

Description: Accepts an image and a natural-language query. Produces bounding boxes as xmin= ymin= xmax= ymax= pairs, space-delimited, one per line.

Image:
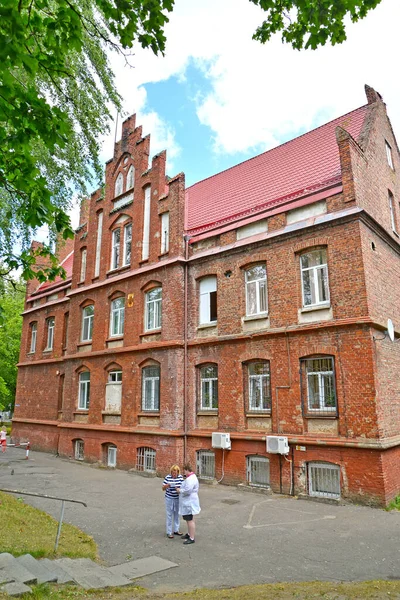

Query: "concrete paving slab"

xmin=0 ymin=571 xmax=14 ymax=585
xmin=109 ymin=556 xmax=178 ymax=580
xmin=39 ymin=559 xmax=77 ymax=585
xmin=54 ymin=558 xmax=132 ymax=589
xmin=0 ymin=581 xmax=32 ymax=596
xmin=17 ymin=554 xmax=58 ymax=583
xmin=0 ymin=554 xmax=37 ymax=585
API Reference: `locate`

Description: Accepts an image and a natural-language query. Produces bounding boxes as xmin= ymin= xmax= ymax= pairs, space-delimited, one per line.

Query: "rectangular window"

xmin=108 ymin=446 xmax=117 ymax=467
xmin=308 ymin=463 xmax=340 ymax=499
xmin=80 ymin=248 xmax=87 ymax=282
xmin=142 ymin=366 xmax=160 ymax=411
xmin=386 ymin=140 xmax=394 ymax=169
xmin=142 ymin=186 xmax=151 ymax=261
xmin=136 ymin=447 xmax=156 ymax=472
xmin=196 ymin=450 xmax=215 ymax=479
xmin=110 ymin=297 xmax=125 ymax=337
xmin=123 ymin=223 xmax=132 ymax=266
xmin=301 ymin=249 xmax=330 ymax=308
xmin=78 ymin=372 xmax=90 ymax=410
xmin=105 ymin=371 xmax=122 ymax=412
xmin=94 ymin=211 xmax=103 ymax=277
xmin=247 ymin=456 xmax=270 ymax=487
xmin=200 ymin=365 xmax=218 ymax=410
xmin=160 ymin=212 xmax=169 ymax=254
xmin=145 ymin=288 xmax=162 ymax=331
xmin=199 ymin=276 xmax=217 ymax=324
xmin=245 ymin=265 xmax=267 ymax=316
xmin=30 ymin=323 xmax=37 ymax=353
xmin=248 ymin=362 xmax=271 ymax=411
xmin=301 ymin=357 xmax=337 ymax=415
xmin=46 ymin=317 xmax=55 ymax=350
xmin=389 ymin=191 xmax=397 ymax=233
xmin=81 ymin=305 xmax=94 ymax=342
xmin=75 ymin=440 xmax=84 ymax=460
xmin=111 ymin=228 xmax=120 ymax=270
xmin=63 ymin=312 xmax=69 ymax=349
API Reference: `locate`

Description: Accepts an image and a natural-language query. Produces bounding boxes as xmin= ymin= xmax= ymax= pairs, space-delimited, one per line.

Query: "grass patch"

xmin=0 ymin=491 xmax=97 ymax=559
xmin=386 ymin=494 xmax=400 ymax=511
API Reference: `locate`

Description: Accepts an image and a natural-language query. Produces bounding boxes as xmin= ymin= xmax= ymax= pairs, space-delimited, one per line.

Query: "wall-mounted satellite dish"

xmin=387 ymin=318 xmax=395 ymax=342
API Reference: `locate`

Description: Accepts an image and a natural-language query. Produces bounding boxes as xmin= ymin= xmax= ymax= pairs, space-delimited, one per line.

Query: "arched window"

xmin=145 ymin=287 xmax=162 ymax=331
xmin=199 ymin=364 xmax=218 ymax=410
xmin=81 ymin=305 xmax=94 ymax=342
xmin=78 ymin=371 xmax=90 ymax=409
xmin=110 ymin=297 xmax=125 ymax=337
xmin=115 ymin=172 xmax=124 ymax=197
xmin=245 ymin=265 xmax=267 ymax=316
xmin=111 ymin=228 xmax=121 ymax=270
xmin=142 ymin=365 xmax=160 ymax=411
xmin=45 ymin=317 xmax=55 ymax=350
xmin=127 ymin=165 xmax=135 ymax=190
xmin=246 ymin=361 xmax=271 ymax=412
xmin=300 ymin=356 xmax=337 ymax=416
xmin=123 ymin=223 xmax=132 ymax=266
xmin=29 ymin=322 xmax=37 ymax=353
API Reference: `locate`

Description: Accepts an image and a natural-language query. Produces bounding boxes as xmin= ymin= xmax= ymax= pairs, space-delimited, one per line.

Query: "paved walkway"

xmin=1 ymin=447 xmax=400 ymax=593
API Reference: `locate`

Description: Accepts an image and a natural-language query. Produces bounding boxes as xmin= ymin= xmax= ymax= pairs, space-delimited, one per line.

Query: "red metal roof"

xmin=34 ymin=250 xmax=74 ymax=295
xmin=185 ymin=104 xmax=369 ymax=235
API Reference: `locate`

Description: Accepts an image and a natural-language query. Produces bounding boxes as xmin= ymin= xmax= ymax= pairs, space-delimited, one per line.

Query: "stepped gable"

xmin=185 ymin=104 xmax=369 ymax=235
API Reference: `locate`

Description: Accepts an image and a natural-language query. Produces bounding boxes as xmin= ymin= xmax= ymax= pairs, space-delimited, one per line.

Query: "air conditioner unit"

xmin=212 ymin=432 xmax=231 ymax=450
xmin=266 ymin=436 xmax=289 ymax=455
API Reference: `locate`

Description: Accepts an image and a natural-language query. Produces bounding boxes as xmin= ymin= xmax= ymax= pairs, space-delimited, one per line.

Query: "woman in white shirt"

xmin=177 ymin=463 xmax=200 ymax=545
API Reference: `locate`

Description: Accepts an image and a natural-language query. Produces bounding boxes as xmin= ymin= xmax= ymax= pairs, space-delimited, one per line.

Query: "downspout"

xmin=275 ymin=331 xmax=292 ymax=433
xmin=183 ymin=235 xmax=190 ymax=463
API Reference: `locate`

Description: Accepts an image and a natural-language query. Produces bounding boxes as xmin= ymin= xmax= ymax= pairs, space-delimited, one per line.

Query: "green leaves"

xmin=251 ymin=0 xmax=382 ymax=49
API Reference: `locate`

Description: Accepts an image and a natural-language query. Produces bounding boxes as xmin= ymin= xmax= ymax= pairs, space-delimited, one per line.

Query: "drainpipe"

xmin=183 ymin=235 xmax=190 ymax=463
xmin=275 ymin=331 xmax=292 ymax=433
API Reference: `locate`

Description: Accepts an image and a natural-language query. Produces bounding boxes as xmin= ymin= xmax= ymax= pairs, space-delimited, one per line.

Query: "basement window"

xmin=246 ymin=455 xmax=270 ymax=487
xmin=75 ymin=439 xmax=84 ymax=461
xmin=196 ymin=450 xmax=215 ymax=480
xmin=308 ymin=462 xmax=340 ymax=499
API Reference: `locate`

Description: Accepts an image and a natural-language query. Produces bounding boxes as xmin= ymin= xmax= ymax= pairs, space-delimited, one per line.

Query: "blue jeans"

xmin=165 ymin=496 xmax=180 ymax=535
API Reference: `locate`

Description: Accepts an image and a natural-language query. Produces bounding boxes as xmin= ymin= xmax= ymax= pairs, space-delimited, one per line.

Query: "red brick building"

xmin=13 ymin=85 xmax=400 ymax=506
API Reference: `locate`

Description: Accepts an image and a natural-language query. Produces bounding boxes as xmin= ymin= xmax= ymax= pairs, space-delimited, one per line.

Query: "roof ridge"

xmin=186 ymin=103 xmax=369 ymax=192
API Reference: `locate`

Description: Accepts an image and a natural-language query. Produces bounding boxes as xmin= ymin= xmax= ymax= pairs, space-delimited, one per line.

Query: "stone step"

xmin=16 ymin=554 xmax=58 ymax=584
xmin=40 ymin=558 xmax=76 ymax=585
xmin=0 ymin=581 xmax=33 ymax=597
xmin=54 ymin=558 xmax=132 ymax=590
xmin=109 ymin=556 xmax=178 ymax=580
xmin=0 ymin=553 xmax=37 ymax=585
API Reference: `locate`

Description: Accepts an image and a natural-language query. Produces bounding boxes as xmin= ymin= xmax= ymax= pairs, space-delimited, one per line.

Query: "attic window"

xmin=385 ymin=141 xmax=394 ymax=169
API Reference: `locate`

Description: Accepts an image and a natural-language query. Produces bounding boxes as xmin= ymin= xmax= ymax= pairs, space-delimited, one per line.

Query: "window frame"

xmin=136 ymin=446 xmax=156 ymax=472
xmin=75 ymin=439 xmax=84 ymax=461
xmin=123 ymin=222 xmax=132 ymax=266
xmin=30 ymin=322 xmax=37 ymax=353
xmin=160 ymin=211 xmax=170 ymax=254
xmin=301 ymin=356 xmax=338 ymax=417
xmin=199 ymin=276 xmax=217 ymax=325
xmin=199 ymin=364 xmax=218 ymax=411
xmin=80 ymin=248 xmax=87 ymax=282
xmin=245 ymin=265 xmax=268 ymax=316
xmin=78 ymin=371 xmax=90 ymax=410
xmin=308 ymin=462 xmax=341 ymax=499
xmin=127 ymin=165 xmax=135 ymax=190
xmin=196 ymin=450 xmax=215 ymax=480
xmin=141 ymin=365 xmax=160 ymax=412
xmin=246 ymin=455 xmax=270 ymax=487
xmin=246 ymin=361 xmax=271 ymax=412
xmin=386 ymin=140 xmax=394 ymax=169
xmin=81 ymin=305 xmax=94 ymax=342
xmin=145 ymin=287 xmax=162 ymax=331
xmin=115 ymin=172 xmax=124 ymax=197
xmin=46 ymin=317 xmax=55 ymax=350
xmin=110 ymin=297 xmax=125 ymax=337
xmin=389 ymin=191 xmax=398 ymax=234
xmin=300 ymin=249 xmax=330 ymax=309
xmin=111 ymin=227 xmax=121 ymax=270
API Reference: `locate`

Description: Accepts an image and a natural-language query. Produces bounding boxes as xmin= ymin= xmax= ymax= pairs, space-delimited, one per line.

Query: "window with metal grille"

xmin=75 ymin=439 xmax=84 ymax=461
xmin=300 ymin=249 xmax=330 ymax=308
xmin=142 ymin=365 xmax=160 ymax=411
xmin=308 ymin=462 xmax=340 ymax=499
xmin=199 ymin=365 xmax=218 ymax=410
xmin=247 ymin=361 xmax=271 ymax=412
xmin=301 ymin=356 xmax=337 ymax=416
xmin=196 ymin=450 xmax=215 ymax=479
xmin=136 ymin=447 xmax=156 ymax=472
xmin=108 ymin=445 xmax=117 ymax=468
xmin=246 ymin=455 xmax=270 ymax=487
xmin=245 ymin=265 xmax=267 ymax=316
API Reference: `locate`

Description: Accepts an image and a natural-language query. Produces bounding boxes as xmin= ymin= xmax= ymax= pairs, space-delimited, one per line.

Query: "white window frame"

xmin=81 ymin=305 xmax=94 ymax=342
xmin=199 ymin=276 xmax=217 ymax=324
xmin=304 ymin=357 xmax=336 ymax=413
xmin=75 ymin=439 xmax=84 ymax=460
xmin=389 ymin=191 xmax=397 ymax=233
xmin=46 ymin=317 xmax=55 ymax=350
xmin=248 ymin=362 xmax=271 ymax=412
xmin=300 ymin=249 xmax=330 ymax=308
xmin=142 ymin=186 xmax=151 ymax=260
xmin=94 ymin=211 xmax=103 ymax=278
xmin=196 ymin=450 xmax=215 ymax=480
xmin=78 ymin=372 xmax=90 ymax=410
xmin=108 ymin=370 xmax=122 ymax=383
xmin=160 ymin=212 xmax=169 ymax=254
xmin=80 ymin=248 xmax=87 ymax=282
xmin=127 ymin=165 xmax=135 ymax=190
xmin=245 ymin=265 xmax=268 ymax=316
xmin=110 ymin=298 xmax=125 ymax=337
xmin=386 ymin=140 xmax=394 ymax=169
xmin=115 ymin=172 xmax=124 ymax=197
xmin=145 ymin=287 xmax=162 ymax=331
xmin=111 ymin=228 xmax=121 ymax=270
xmin=246 ymin=455 xmax=270 ymax=487
xmin=30 ymin=322 xmax=37 ymax=353
xmin=107 ymin=445 xmax=117 ymax=468
xmin=136 ymin=447 xmax=156 ymax=472
xmin=200 ymin=365 xmax=218 ymax=410
xmin=308 ymin=462 xmax=340 ymax=499
xmin=123 ymin=223 xmax=132 ymax=266
xmin=142 ymin=366 xmax=160 ymax=411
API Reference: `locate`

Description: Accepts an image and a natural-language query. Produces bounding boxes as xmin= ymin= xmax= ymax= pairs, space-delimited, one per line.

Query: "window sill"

xmin=139 ymin=259 xmax=149 ymax=266
xmin=301 ymin=303 xmax=330 ymax=313
xmin=77 ymin=341 xmax=92 ymax=347
xmin=243 ymin=313 xmax=269 ymax=322
xmin=101 ymin=410 xmax=121 ymax=416
xmin=304 ymin=413 xmax=338 ymax=419
xmin=197 ymin=322 xmax=217 ymax=330
xmin=246 ymin=412 xmax=271 ymax=417
xmin=43 ymin=348 xmax=53 ymax=353
xmin=106 ymin=336 xmax=124 ymax=342
xmin=140 ymin=329 xmax=161 ymax=337
xmin=106 ymin=264 xmax=131 ymax=277
xmin=158 ymin=251 xmax=169 ymax=259
xmin=73 ymin=410 xmax=89 ymax=415
xmin=138 ymin=411 xmax=160 ymax=416
xmin=197 ymin=410 xmax=218 ymax=416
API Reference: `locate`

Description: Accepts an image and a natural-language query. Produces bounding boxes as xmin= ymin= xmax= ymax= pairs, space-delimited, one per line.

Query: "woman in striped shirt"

xmin=162 ymin=465 xmax=184 ymax=538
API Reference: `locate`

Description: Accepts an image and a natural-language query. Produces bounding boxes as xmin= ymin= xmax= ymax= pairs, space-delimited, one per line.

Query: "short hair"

xmin=170 ymin=464 xmax=180 ymax=475
xmin=183 ymin=463 xmax=192 ymax=472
